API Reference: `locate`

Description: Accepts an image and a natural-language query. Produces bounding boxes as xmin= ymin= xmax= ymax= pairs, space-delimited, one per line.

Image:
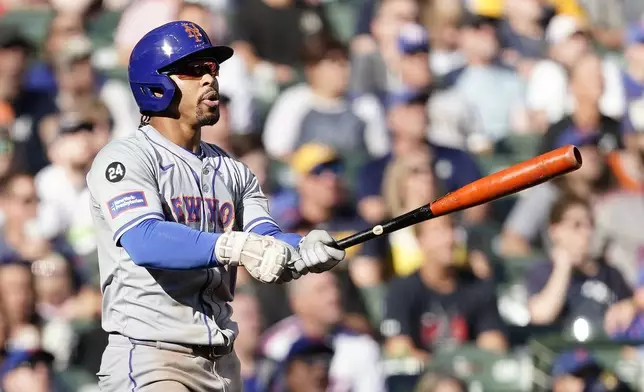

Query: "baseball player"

xmin=87 ymin=21 xmax=345 ymax=392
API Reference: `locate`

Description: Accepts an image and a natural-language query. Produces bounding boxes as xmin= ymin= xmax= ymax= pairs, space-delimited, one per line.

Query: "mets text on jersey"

xmin=170 ymin=196 xmax=235 ymax=228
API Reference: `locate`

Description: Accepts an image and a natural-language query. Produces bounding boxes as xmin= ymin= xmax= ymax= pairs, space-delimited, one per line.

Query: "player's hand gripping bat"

xmin=335 ymin=145 xmax=583 ymax=250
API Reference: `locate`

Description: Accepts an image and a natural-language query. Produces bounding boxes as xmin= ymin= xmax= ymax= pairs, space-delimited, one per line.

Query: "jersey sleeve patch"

xmin=107 ymin=191 xmax=148 ymax=219
xmin=105 ymin=161 xmax=126 ymax=183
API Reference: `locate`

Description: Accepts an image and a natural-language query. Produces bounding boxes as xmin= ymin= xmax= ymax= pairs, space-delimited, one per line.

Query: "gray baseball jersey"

xmin=87 ymin=124 xmax=275 ymax=346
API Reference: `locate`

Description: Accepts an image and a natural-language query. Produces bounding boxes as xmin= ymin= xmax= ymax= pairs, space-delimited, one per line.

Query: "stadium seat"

xmin=87 ymin=10 xmax=123 ymax=49
xmin=502 ymin=134 xmax=543 ymax=162
xmin=424 ymin=344 xmax=533 ymax=391
xmin=528 ymin=335 xmax=644 ymax=391
xmin=322 ymin=0 xmax=359 ymax=44
xmin=0 ymin=9 xmax=53 ymax=49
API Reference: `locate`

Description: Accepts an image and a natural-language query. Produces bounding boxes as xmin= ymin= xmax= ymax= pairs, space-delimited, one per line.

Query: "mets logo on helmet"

xmin=182 ymin=22 xmax=203 ymax=43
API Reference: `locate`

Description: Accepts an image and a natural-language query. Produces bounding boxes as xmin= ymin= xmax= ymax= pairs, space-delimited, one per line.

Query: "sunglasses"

xmin=310 ymin=160 xmax=344 ymax=176
xmin=163 ymin=60 xmax=220 ymax=80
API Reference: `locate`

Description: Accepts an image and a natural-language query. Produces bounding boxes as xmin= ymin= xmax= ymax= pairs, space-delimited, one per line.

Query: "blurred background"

xmin=0 ymin=0 xmax=644 ymax=391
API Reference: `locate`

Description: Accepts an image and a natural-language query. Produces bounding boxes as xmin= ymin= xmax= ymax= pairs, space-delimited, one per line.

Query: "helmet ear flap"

xmin=130 ymin=74 xmax=177 ymax=113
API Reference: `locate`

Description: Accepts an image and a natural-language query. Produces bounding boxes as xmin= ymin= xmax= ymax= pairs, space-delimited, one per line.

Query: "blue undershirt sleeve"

xmin=249 ymin=222 xmax=302 ymax=249
xmin=120 ymin=218 xmax=221 ymax=270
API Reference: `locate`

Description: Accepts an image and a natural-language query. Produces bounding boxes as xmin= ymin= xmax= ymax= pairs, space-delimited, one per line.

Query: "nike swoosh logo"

xmin=160 ymin=163 xmax=175 ymax=171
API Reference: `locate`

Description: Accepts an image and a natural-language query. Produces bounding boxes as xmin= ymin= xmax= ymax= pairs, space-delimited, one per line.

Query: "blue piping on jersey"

xmin=243 ymin=216 xmax=278 ymax=232
xmin=142 ymin=132 xmax=214 ymax=340
xmin=113 ymin=212 xmax=165 ymax=242
xmin=128 ymin=344 xmax=137 ymax=392
xmin=199 ymin=269 xmax=214 ymax=346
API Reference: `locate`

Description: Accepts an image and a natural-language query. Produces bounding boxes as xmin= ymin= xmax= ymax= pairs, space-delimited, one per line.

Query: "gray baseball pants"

xmin=97 ymin=333 xmax=241 ymax=392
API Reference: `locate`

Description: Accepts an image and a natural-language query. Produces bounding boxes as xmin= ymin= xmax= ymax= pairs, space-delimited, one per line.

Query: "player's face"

xmin=168 ymin=59 xmax=221 ymax=127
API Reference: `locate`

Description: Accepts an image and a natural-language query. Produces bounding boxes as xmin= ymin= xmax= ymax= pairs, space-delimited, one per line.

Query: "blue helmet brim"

xmin=170 ymin=45 xmax=234 ymax=67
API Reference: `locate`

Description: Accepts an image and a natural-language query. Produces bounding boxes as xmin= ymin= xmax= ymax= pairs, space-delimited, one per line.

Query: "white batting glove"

xmin=215 ymin=232 xmax=300 ymax=284
xmin=293 ymin=230 xmax=346 ymax=274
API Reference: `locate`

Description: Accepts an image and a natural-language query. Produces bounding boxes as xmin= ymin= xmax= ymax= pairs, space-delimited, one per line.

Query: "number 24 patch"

xmin=106 ymin=162 xmax=126 ymax=183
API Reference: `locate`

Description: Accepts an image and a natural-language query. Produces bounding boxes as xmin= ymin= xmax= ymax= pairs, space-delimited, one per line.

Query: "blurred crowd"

xmin=0 ymin=0 xmax=644 ymax=391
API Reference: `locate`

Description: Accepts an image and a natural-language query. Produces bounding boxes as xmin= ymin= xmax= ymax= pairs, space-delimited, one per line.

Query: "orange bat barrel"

xmin=430 ymin=144 xmax=582 ymax=217
xmin=335 ymin=145 xmax=582 ymax=250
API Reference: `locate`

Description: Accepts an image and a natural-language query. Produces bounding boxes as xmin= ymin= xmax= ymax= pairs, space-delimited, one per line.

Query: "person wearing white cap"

xmin=526 ymin=15 xmax=625 ymax=130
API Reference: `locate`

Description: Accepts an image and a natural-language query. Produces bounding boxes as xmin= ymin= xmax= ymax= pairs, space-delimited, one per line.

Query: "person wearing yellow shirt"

xmin=466 ymin=0 xmax=585 ymax=19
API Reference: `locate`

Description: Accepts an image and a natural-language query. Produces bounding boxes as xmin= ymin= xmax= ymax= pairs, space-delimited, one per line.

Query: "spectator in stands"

xmin=231 ymin=290 xmax=263 ymax=392
xmin=414 ymin=371 xmax=468 ymax=392
xmin=466 ymin=0 xmax=585 ymax=21
xmin=0 ymin=349 xmax=61 ymax=392
xmin=356 ymin=91 xmax=485 ymax=225
xmin=0 ymin=262 xmax=39 ymax=351
xmin=230 ymin=133 xmax=269 ymax=194
xmin=423 ymin=0 xmax=466 ymax=77
xmin=593 ymin=184 xmax=644 ymax=288
xmin=35 ymin=108 xmax=111 ymax=279
xmin=592 ymin=97 xmax=644 ymax=285
xmin=0 ymin=26 xmax=57 ymax=174
xmin=273 ymin=143 xmax=383 ymax=329
xmin=396 ymin=23 xmax=431 ymax=91
xmin=263 ymin=35 xmax=388 ymax=160
xmin=0 ymin=173 xmax=81 ymax=268
xmin=501 ymin=55 xmax=621 ymax=257
xmin=381 ymin=215 xmax=506 ymax=361
xmin=539 ymin=53 xmax=623 ymax=154
xmin=497 ymin=0 xmax=546 ymax=77
xmin=114 ymin=0 xmax=181 ymax=66
xmin=273 ymin=338 xmax=334 ymax=392
xmin=525 ymin=15 xmax=625 ymax=130
xmin=394 ymin=22 xmax=484 ymax=153
xmin=178 ymin=1 xmax=255 ymax=134
xmin=581 ymin=0 xmax=644 ymax=51
xmin=608 ymin=23 xmax=644 ymax=191
xmin=201 ymin=94 xmax=232 ymax=152
xmin=232 ymin=0 xmax=331 ymax=103
xmin=0 ymin=102 xmax=24 ymax=179
xmin=550 ymin=349 xmax=635 ymax=392
xmin=526 ymin=195 xmax=632 ymax=335
xmin=350 ymin=0 xmax=420 ymax=100
xmin=382 ymin=148 xmax=443 ymax=277
xmin=445 ymin=12 xmax=530 ymax=145
xmin=258 ymin=272 xmax=385 ymax=392
xmin=25 ymin=11 xmax=85 ymax=94
xmin=604 ymin=263 xmax=644 ymax=341
xmin=621 ymin=22 xmax=644 ymax=136
xmin=32 ymin=252 xmax=94 ymax=371
xmin=51 ymin=34 xmax=136 ymax=140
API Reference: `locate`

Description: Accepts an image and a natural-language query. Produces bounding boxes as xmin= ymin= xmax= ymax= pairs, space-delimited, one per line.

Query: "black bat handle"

xmin=335 ymin=205 xmax=433 ymax=250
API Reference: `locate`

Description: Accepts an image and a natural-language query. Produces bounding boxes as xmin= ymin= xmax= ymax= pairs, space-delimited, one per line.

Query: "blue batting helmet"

xmin=128 ymin=21 xmax=233 ymax=113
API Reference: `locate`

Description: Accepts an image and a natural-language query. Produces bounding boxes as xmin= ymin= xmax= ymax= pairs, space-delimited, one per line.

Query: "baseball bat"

xmin=336 ymin=145 xmax=583 ymax=250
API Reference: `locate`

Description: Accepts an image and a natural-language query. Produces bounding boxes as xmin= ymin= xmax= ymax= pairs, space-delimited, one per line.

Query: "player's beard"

xmin=196 ymin=95 xmax=220 ymax=127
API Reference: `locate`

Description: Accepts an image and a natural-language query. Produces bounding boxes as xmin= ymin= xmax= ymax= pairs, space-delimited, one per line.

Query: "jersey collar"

xmin=139 ymin=125 xmax=206 ymax=166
